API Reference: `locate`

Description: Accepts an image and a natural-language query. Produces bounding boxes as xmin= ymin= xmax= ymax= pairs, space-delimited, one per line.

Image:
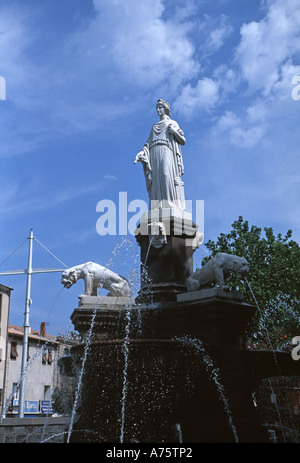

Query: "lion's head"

xmin=61 ymin=269 xmax=77 ymax=289
xmin=233 ymin=257 xmax=249 ymax=279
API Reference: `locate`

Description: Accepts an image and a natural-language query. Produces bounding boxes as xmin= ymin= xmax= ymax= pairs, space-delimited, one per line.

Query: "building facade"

xmin=4 ymin=323 xmax=60 ymax=416
xmin=0 ymin=284 xmax=13 ymax=412
xmin=0 ymin=284 xmax=76 ymax=418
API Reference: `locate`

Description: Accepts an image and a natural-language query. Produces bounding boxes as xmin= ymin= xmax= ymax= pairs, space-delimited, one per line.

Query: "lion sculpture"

xmin=186 ymin=252 xmax=249 ymax=292
xmin=61 ymin=262 xmax=132 ymax=297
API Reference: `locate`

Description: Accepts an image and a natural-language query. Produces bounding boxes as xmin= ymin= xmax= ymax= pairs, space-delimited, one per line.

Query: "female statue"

xmin=134 ymin=99 xmax=186 ymax=211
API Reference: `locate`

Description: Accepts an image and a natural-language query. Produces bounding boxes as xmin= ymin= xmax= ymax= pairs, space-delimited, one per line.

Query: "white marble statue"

xmin=134 ymin=99 xmax=186 ymax=211
xmin=61 ymin=262 xmax=132 ymax=297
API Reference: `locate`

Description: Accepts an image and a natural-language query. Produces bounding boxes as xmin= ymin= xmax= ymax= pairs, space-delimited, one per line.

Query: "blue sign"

xmin=40 ymin=400 xmax=54 ymax=415
xmin=13 ymin=399 xmax=39 ymax=414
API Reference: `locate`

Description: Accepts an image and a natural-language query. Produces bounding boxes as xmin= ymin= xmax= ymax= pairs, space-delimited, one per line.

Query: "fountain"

xmin=59 ymin=99 xmax=299 ymax=443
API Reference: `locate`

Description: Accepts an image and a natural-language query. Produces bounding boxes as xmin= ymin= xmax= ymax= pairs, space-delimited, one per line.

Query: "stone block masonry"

xmin=0 ymin=416 xmax=71 ymax=443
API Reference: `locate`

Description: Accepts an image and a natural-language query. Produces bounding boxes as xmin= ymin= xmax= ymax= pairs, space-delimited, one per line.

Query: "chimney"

xmin=40 ymin=322 xmax=46 ymax=337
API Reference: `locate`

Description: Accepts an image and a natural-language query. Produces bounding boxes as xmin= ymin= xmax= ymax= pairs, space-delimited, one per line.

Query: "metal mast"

xmin=18 ymin=229 xmax=33 ymax=418
xmin=0 ymin=228 xmax=66 ymax=418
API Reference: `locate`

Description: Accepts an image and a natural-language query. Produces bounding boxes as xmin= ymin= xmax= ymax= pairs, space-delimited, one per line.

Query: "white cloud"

xmin=210 ymin=0 xmax=300 ymax=149
xmin=1 ymin=0 xmax=203 ymax=157
xmin=204 ymin=14 xmax=233 ymax=54
xmin=68 ymin=0 xmax=199 ymax=90
xmin=1 ymin=0 xmax=299 ymax=159
xmin=235 ymin=0 xmax=300 ymax=96
xmin=213 ymin=64 xmax=240 ymax=97
xmin=272 ymin=61 xmax=300 ymax=101
xmin=213 ymin=109 xmax=266 ymax=148
xmin=173 ymin=77 xmax=219 ymax=116
xmin=171 ymin=0 xmax=300 ymax=121
xmin=0 ymin=6 xmax=51 ymax=111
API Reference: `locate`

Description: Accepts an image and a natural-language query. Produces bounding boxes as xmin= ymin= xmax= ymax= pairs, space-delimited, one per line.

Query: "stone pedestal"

xmin=67 ymin=290 xmax=267 ymax=443
xmin=135 ymin=209 xmax=199 ymax=302
xmin=70 ymin=295 xmax=135 ymax=341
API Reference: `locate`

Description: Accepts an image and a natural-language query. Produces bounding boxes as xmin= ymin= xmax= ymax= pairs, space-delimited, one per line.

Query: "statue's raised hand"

xmin=168 ymin=123 xmax=177 ymax=135
xmin=168 ymin=123 xmax=185 ymax=145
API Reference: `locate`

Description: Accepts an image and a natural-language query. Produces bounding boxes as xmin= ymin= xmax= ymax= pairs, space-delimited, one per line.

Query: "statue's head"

xmin=61 ymin=268 xmax=77 ymax=289
xmin=233 ymin=257 xmax=249 ymax=278
xmin=156 ymin=99 xmax=171 ymax=116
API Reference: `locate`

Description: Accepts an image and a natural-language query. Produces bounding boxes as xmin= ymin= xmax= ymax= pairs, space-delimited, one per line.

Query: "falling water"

xmin=175 ymin=423 xmax=183 ymax=443
xmin=41 ymin=428 xmax=102 ymax=443
xmin=65 ymin=237 xmax=139 ymax=443
xmin=119 ymin=245 xmax=142 ymax=443
xmin=106 ymin=236 xmax=135 ymax=271
xmin=66 ymin=300 xmax=99 ymax=443
xmin=145 ymin=236 xmax=154 ymax=266
xmin=120 ymin=304 xmax=132 ymax=443
xmin=245 ymin=278 xmax=279 ymax=359
xmin=175 ymin=335 xmax=239 ymax=443
xmin=244 ymin=277 xmax=286 ymax=443
xmin=140 ymin=236 xmax=153 ymax=285
xmin=115 ymin=235 xmax=160 ymax=442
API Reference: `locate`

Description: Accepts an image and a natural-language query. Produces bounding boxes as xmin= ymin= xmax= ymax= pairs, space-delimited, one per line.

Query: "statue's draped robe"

xmin=142 ymin=119 xmax=185 ymax=210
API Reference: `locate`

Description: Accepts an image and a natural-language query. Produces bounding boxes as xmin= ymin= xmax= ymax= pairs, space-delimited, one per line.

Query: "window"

xmin=42 ymin=351 xmax=47 ymax=364
xmin=47 ymin=349 xmax=53 ymax=365
xmin=42 ymin=348 xmax=53 ymax=365
xmin=10 ymin=342 xmax=18 ymax=360
xmin=12 ymin=383 xmax=19 ymax=400
xmin=63 ymin=347 xmax=70 ymax=356
xmin=44 ymin=385 xmax=51 ymax=400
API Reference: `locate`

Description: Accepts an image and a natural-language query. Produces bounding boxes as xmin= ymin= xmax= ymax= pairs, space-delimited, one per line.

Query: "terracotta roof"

xmin=8 ymin=324 xmax=59 ymax=344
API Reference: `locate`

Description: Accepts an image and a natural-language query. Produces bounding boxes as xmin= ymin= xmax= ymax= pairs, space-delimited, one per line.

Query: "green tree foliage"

xmin=203 ymin=217 xmax=300 ymax=350
xmin=52 ymin=379 xmax=77 ymax=416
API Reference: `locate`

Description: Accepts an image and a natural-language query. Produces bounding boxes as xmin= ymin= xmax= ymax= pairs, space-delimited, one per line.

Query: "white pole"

xmin=18 ymin=229 xmax=34 ymax=418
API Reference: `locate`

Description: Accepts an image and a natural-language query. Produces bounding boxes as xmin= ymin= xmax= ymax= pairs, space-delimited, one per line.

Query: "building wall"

xmin=4 ymin=326 xmax=60 ymax=415
xmin=0 ymin=283 xmax=78 ymax=418
xmin=0 ymin=416 xmax=71 ymax=443
xmin=0 ymin=285 xmax=12 ymax=412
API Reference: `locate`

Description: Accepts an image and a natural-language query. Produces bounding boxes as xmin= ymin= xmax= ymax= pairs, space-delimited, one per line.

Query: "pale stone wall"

xmin=0 ymin=416 xmax=71 ymax=443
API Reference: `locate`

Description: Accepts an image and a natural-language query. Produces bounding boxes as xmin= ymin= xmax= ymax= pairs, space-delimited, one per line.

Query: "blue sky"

xmin=0 ymin=0 xmax=299 ymax=336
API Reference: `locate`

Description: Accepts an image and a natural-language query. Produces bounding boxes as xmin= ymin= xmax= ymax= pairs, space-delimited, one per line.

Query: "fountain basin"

xmin=66 ymin=289 xmax=269 ymax=442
